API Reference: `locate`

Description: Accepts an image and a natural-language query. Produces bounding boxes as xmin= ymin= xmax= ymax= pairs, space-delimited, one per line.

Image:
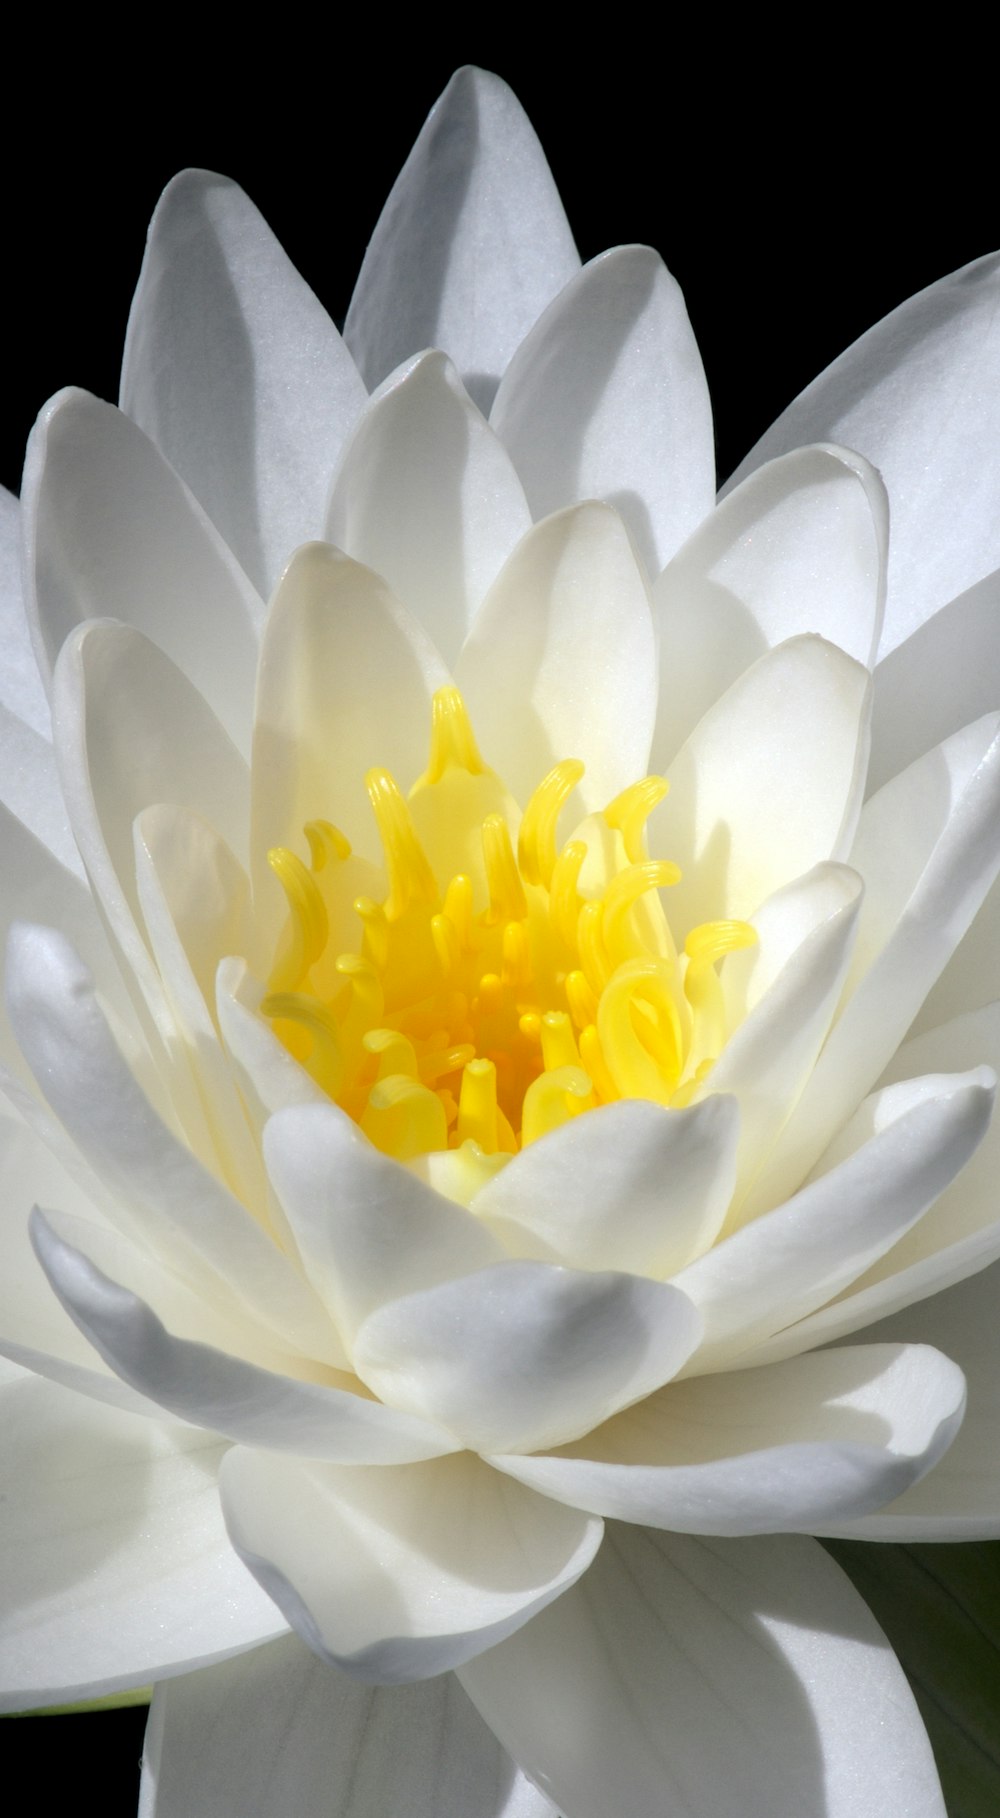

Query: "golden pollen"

xmin=262 ymin=688 xmax=754 ymax=1162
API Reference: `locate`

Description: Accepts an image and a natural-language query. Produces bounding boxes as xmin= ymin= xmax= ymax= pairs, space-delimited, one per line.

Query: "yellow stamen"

xmin=366 ymin=768 xmax=438 ymax=918
xmin=267 ymin=846 xmax=329 ymax=990
xmin=521 ymin=1065 xmax=594 ymax=1148
xmin=418 ymin=685 xmax=485 ymax=785
xmin=304 ymin=819 xmax=352 ymax=869
xmin=603 ymin=775 xmax=670 ymax=863
xmin=518 ymin=759 xmax=585 ymax=888
xmin=482 ymin=815 xmax=527 ymax=924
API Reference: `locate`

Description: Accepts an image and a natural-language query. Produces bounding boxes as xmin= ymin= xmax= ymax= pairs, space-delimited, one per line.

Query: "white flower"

xmin=3 ymin=63 xmax=1000 ymax=1818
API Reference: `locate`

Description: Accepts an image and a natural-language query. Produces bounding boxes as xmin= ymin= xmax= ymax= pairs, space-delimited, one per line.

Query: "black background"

xmin=3 ymin=26 xmax=995 ymax=1812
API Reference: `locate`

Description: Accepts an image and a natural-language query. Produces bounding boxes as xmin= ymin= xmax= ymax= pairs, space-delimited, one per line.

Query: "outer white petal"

xmin=0 ymin=703 xmax=80 ymax=877
xmin=344 ymin=66 xmax=579 ymax=409
xmin=0 ymin=1374 xmax=286 ymax=1711
xmin=654 ymin=445 xmax=887 ymax=758
xmin=52 ymin=618 xmax=249 ymax=1051
xmin=326 ymin=351 xmax=531 ymax=666
xmin=460 ymin=1527 xmax=945 ymax=1818
xmin=493 ymin=1342 xmax=965 ymax=1534
xmin=455 ymin=501 xmax=657 ymax=812
xmin=251 ymin=541 xmax=446 ymax=930
xmin=121 ymin=169 xmax=366 ymax=601
xmin=753 ymin=710 xmax=1000 ymax=1207
xmin=31 ymin=1212 xmax=457 ymax=1465
xmin=650 ymin=636 xmax=871 ymax=934
xmin=5 ymin=924 xmax=337 ymax=1363
xmin=471 ymin=1094 xmax=738 ymax=1275
xmin=220 ymin=1449 xmax=602 ymax=1683
xmin=0 ymin=485 xmax=50 ymax=736
xmin=729 ymin=248 xmax=1000 ymax=659
xmin=674 ymin=1065 xmax=995 ymax=1371
xmin=23 ymin=389 xmax=263 ymax=754
xmin=215 ymin=957 xmax=325 ymax=1124
xmin=264 ymin=1101 xmax=501 ymax=1344
xmin=869 ymin=566 xmax=1000 ymax=790
xmin=139 ymin=1638 xmax=558 ymax=1818
xmin=352 ymin=1261 xmax=702 ymax=1454
xmin=818 ymin=1264 xmax=1000 ymax=1539
xmin=491 ymin=244 xmax=714 ymax=576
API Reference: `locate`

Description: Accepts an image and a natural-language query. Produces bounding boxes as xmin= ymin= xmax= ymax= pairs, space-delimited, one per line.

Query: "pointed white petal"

xmin=353 ymin=1261 xmax=702 ymax=1454
xmin=345 ymin=67 xmax=579 ymax=409
xmin=492 ymin=244 xmax=714 ymax=575
xmin=870 ymin=567 xmax=1000 ymax=791
xmin=460 ymin=1528 xmax=945 ymax=1818
xmin=650 ymin=636 xmax=871 ymax=934
xmin=674 ymin=1066 xmax=994 ymax=1370
xmin=455 ymin=501 xmax=657 ymax=812
xmin=494 ymin=1342 xmax=965 ymax=1534
xmin=140 ymin=1639 xmax=557 ymax=1818
xmin=23 ymin=389 xmax=263 ymax=754
xmin=327 ymin=351 xmax=531 ymax=666
xmin=654 ymin=445 xmax=886 ymax=758
xmin=729 ymin=248 xmax=1000 ymax=660
xmin=221 ymin=1449 xmax=601 ymax=1682
xmin=0 ymin=1374 xmax=286 ymax=1711
xmin=472 ymin=1094 xmax=738 ymax=1275
xmin=819 ymin=1263 xmax=1000 ymax=1539
xmin=264 ymin=1101 xmax=501 ymax=1344
xmin=32 ymin=1212 xmax=456 ymax=1464
xmin=121 ymin=169 xmax=366 ymax=600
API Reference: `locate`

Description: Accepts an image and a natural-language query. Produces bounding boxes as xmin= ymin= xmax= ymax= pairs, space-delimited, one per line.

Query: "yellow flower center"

xmin=262 ymin=687 xmax=754 ymax=1163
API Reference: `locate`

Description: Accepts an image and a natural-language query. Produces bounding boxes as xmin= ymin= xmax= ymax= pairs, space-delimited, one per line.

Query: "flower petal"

xmin=215 ymin=957 xmax=325 ymax=1123
xmin=455 ymin=501 xmax=657 ymax=812
xmin=121 ymin=169 xmax=366 ymax=601
xmin=0 ymin=703 xmax=80 ymax=877
xmin=31 ymin=1211 xmax=457 ymax=1465
xmin=752 ymin=710 xmax=1000 ymax=1207
xmin=139 ymin=1637 xmax=558 ymax=1818
xmin=264 ymin=1101 xmax=501 ymax=1344
xmin=327 ymin=351 xmax=531 ymax=666
xmin=654 ymin=445 xmax=887 ymax=757
xmin=674 ymin=1065 xmax=995 ymax=1370
xmin=650 ymin=635 xmax=871 ymax=932
xmin=870 ymin=567 xmax=1000 ymax=791
xmin=491 ymin=244 xmax=714 ymax=576
xmin=0 ymin=1374 xmax=286 ymax=1711
xmin=460 ymin=1527 xmax=945 ymax=1818
xmin=5 ymin=924 xmax=336 ymax=1362
xmin=251 ymin=541 xmax=447 ymax=929
xmin=344 ymin=66 xmax=579 ymax=409
xmin=23 ymin=389 xmax=263 ymax=754
xmin=471 ymin=1094 xmax=738 ymax=1275
xmin=493 ymin=1342 xmax=965 ymax=1534
xmin=819 ymin=1264 xmax=1000 ymax=1539
xmin=220 ymin=1449 xmax=602 ymax=1682
xmin=729 ymin=248 xmax=1000 ymax=659
xmin=352 ymin=1261 xmax=701 ymax=1454
xmin=0 ymin=485 xmax=50 ymax=736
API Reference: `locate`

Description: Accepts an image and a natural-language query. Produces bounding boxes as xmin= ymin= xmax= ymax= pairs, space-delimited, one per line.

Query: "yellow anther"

xmin=502 ymin=921 xmax=533 ymax=993
xmin=597 ymin=959 xmax=683 ymax=1104
xmin=579 ymin=1024 xmax=620 ymax=1103
xmin=521 ymin=1065 xmax=594 ymax=1148
xmin=518 ymin=759 xmax=585 ymax=888
xmin=354 ymin=896 xmax=389 ymax=970
xmin=421 ymin=1042 xmax=476 ymax=1083
xmin=267 ymin=846 xmax=329 ymax=989
xmin=565 ymin=969 xmax=598 ymax=1031
xmin=261 ymin=992 xmax=344 ymax=1096
xmin=457 ymin=1057 xmax=500 ymax=1151
xmin=603 ymin=776 xmax=670 ymax=864
xmin=366 ymin=768 xmax=438 ymax=919
xmin=577 ymin=899 xmax=612 ymax=995
xmin=519 ymin=1010 xmax=543 ymax=1044
xmin=477 ymin=972 xmax=503 ymax=1018
xmin=363 ymin=1028 xmax=419 ymax=1081
xmin=431 ymin=912 xmax=461 ymax=979
xmin=540 ymin=1010 xmax=580 ymax=1074
xmin=602 ymin=861 xmax=682 ymax=967
xmin=684 ymin=920 xmax=757 ymax=965
xmin=550 ymin=841 xmax=587 ymax=948
xmin=482 ymin=815 xmax=528 ymax=924
xmin=361 ymin=1076 xmax=449 ymax=1160
xmin=304 ymin=819 xmax=352 ymax=870
xmin=419 ymin=686 xmax=485 ymax=784
xmin=442 ymin=875 xmax=476 ymax=953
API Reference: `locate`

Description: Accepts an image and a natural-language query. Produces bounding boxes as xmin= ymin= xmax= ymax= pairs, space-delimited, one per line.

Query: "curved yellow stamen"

xmin=602 ymin=860 xmax=682 ymax=968
xmin=419 ymin=685 xmax=485 ymax=785
xmin=361 ymin=1075 xmax=449 ymax=1159
xmin=304 ymin=819 xmax=352 ymax=870
xmin=518 ymin=759 xmax=585 ymax=888
xmin=260 ymin=992 xmax=344 ymax=1096
xmin=550 ymin=841 xmax=587 ymax=948
xmin=366 ymin=768 xmax=438 ymax=918
xmin=603 ymin=775 xmax=670 ymax=863
xmin=363 ymin=1028 xmax=419 ymax=1081
xmin=267 ymin=846 xmax=329 ymax=990
xmin=540 ymin=1010 xmax=581 ymax=1074
xmin=521 ymin=1065 xmax=594 ymax=1148
xmin=597 ymin=959 xmax=683 ymax=1103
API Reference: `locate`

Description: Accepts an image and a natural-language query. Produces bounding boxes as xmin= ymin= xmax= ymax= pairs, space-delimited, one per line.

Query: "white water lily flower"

xmin=3 ymin=63 xmax=1000 ymax=1818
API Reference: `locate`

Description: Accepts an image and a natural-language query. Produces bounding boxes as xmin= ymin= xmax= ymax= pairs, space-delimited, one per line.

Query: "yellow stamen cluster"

xmin=263 ymin=687 xmax=754 ymax=1161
